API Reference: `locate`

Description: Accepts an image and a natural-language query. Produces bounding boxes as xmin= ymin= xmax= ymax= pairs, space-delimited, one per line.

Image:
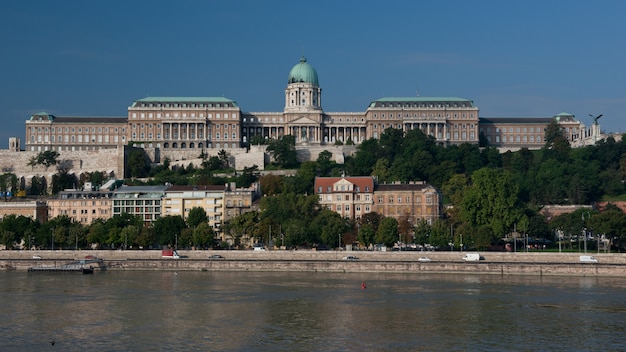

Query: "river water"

xmin=2 ymin=271 xmax=625 ymax=351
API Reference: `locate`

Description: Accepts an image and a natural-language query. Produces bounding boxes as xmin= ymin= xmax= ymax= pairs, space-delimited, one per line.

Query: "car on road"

xmin=209 ymin=254 xmax=224 ymax=260
xmin=342 ymin=255 xmax=359 ymax=261
xmin=32 ymin=255 xmax=42 ymax=259
xmin=463 ymin=253 xmax=482 ymax=262
xmin=579 ymin=255 xmax=598 ymax=263
xmin=417 ymin=257 xmax=432 ymax=263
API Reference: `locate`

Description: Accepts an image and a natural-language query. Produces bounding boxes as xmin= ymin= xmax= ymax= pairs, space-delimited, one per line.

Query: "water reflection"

xmin=2 ymin=271 xmax=626 ymax=351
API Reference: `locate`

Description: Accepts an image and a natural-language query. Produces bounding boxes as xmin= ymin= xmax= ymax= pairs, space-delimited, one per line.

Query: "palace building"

xmin=24 ymin=56 xmax=594 ymax=158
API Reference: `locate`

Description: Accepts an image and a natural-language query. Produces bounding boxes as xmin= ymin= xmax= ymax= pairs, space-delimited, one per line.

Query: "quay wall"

xmin=2 ymin=250 xmax=626 ymax=277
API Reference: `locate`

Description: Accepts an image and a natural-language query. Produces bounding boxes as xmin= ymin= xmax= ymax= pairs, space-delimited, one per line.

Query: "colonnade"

xmin=163 ymin=122 xmax=206 ymax=140
xmin=404 ymin=122 xmax=449 ymax=140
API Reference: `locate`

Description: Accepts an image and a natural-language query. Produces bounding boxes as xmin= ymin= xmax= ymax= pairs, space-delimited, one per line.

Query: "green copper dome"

xmin=287 ymin=56 xmax=319 ymax=85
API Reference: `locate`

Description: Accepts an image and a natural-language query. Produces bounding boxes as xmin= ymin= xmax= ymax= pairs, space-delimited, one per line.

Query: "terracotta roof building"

xmin=314 ymin=176 xmax=441 ymax=224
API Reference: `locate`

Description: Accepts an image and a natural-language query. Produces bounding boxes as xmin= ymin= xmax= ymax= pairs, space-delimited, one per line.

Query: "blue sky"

xmin=1 ymin=0 xmax=625 ymax=149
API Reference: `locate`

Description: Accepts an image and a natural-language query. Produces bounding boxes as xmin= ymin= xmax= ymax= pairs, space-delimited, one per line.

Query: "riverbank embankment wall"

xmin=2 ymin=250 xmax=626 ymax=277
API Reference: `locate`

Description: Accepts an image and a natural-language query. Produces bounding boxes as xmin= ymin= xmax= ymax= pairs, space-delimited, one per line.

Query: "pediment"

xmin=290 ymin=116 xmax=320 ymax=125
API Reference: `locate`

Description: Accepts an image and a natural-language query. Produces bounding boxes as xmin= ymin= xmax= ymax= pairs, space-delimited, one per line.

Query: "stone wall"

xmin=0 ymin=148 xmax=123 ymax=188
xmin=2 ymin=250 xmax=625 ymax=276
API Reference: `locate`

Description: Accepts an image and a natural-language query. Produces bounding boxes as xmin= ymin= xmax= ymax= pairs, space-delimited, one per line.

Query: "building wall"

xmin=112 ymin=186 xmax=167 ymax=225
xmin=25 ymin=114 xmax=127 ymax=152
xmin=0 ymin=201 xmax=48 ymax=222
xmin=373 ymin=184 xmax=441 ymax=224
xmin=127 ymin=97 xmax=242 ymax=152
xmin=162 ymin=187 xmax=225 ymax=233
xmin=0 ymin=148 xmax=122 ymax=191
xmin=47 ymin=191 xmax=114 ymax=224
xmin=315 ymin=177 xmax=441 ymax=223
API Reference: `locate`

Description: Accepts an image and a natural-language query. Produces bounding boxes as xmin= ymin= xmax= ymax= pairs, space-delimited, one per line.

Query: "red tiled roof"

xmin=314 ymin=177 xmax=374 ymax=193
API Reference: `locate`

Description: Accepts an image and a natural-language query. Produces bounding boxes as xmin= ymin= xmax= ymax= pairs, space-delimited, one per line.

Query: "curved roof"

xmin=288 ymin=56 xmax=319 ymax=85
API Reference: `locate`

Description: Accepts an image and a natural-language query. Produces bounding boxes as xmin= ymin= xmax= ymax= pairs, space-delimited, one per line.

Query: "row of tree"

xmin=0 ymin=208 xmax=217 ymax=250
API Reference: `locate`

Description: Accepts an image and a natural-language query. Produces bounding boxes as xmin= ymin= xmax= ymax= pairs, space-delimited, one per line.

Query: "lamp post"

xmin=578 ymin=211 xmax=589 ymax=254
xmin=175 ymin=233 xmax=178 ymax=250
xmin=338 ymin=233 xmax=341 ymax=250
xmin=51 ymin=227 xmax=54 ymax=251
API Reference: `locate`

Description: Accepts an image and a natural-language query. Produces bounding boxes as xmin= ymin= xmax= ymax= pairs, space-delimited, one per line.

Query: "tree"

xmin=193 ymin=222 xmax=216 ymax=248
xmin=375 ymin=217 xmax=398 ymax=247
xmin=226 ymin=210 xmax=261 ymax=247
xmin=260 ymin=174 xmax=284 ymax=196
xmin=127 ymin=148 xmax=150 ymax=178
xmin=119 ymin=225 xmax=140 ymax=249
xmin=460 ymin=168 xmax=521 ymax=239
xmin=187 ymin=207 xmax=208 ymax=228
xmin=345 ymin=138 xmax=379 ymax=176
xmin=266 ymin=135 xmax=298 ymax=168
xmin=152 ymin=215 xmax=187 ymax=247
xmin=204 ymin=156 xmax=222 ymax=170
xmin=0 ymin=173 xmax=17 ymax=201
xmin=89 ymin=171 xmax=104 ymax=187
xmin=311 ymin=209 xmax=348 ymax=247
xmin=51 ymin=169 xmax=78 ymax=194
xmin=218 ymin=149 xmax=230 ymax=169
xmin=249 ymin=134 xmax=266 ymax=146
xmin=27 ymin=150 xmax=60 ymax=170
xmin=235 ymin=165 xmax=259 ymax=188
xmin=397 ymin=215 xmax=413 ymax=245
xmin=87 ymin=220 xmax=107 ymax=249
xmin=414 ymin=219 xmax=431 ymax=246
xmin=371 ymin=158 xmax=391 ymax=183
xmin=357 ymin=223 xmax=376 ymax=247
xmin=316 ymin=150 xmax=333 ymax=176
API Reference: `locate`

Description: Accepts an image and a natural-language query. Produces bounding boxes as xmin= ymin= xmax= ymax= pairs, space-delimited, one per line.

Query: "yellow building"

xmin=373 ymin=182 xmax=441 ymax=225
xmin=162 ymin=185 xmax=225 ymax=232
xmin=47 ymin=190 xmax=114 ymax=225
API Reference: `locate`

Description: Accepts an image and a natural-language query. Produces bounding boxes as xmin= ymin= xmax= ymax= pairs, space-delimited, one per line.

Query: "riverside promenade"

xmin=3 ymin=249 xmax=626 ymax=277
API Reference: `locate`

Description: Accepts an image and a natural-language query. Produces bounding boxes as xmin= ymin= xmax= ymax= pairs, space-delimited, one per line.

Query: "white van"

xmin=579 ymin=255 xmax=598 ymax=263
xmin=463 ymin=253 xmax=481 ymax=262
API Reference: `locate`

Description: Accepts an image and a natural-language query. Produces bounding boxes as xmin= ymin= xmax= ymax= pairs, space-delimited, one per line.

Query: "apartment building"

xmin=112 ymin=185 xmax=168 ymax=225
xmin=47 ymin=190 xmax=114 ymax=224
xmin=162 ymin=185 xmax=225 ymax=232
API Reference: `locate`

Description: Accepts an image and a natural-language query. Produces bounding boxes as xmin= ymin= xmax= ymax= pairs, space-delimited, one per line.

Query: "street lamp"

xmin=51 ymin=227 xmax=54 ymax=251
xmin=175 ymin=233 xmax=178 ymax=250
xmin=338 ymin=233 xmax=341 ymax=250
xmin=582 ymin=211 xmax=589 ymax=254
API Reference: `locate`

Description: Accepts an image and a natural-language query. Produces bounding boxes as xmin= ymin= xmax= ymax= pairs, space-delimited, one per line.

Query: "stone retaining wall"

xmin=2 ymin=250 xmax=626 ymax=277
